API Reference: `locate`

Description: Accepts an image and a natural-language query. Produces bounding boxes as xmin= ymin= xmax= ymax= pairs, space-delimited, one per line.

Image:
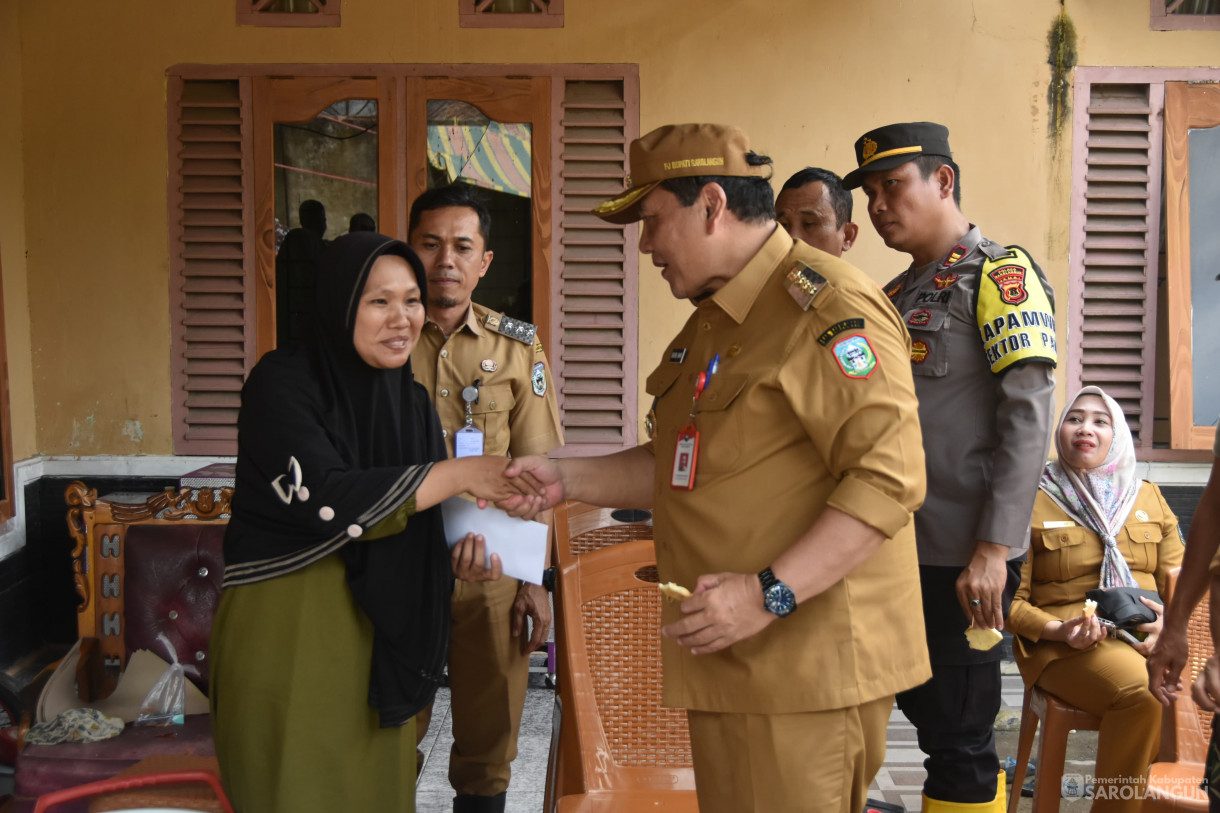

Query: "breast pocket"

xmin=470 ymin=384 xmax=514 ymax=455
xmin=691 ymin=372 xmax=750 ymax=474
xmin=1032 ymin=525 xmax=1089 ymax=583
xmin=903 ymin=306 xmax=951 ymax=378
xmin=1122 ymin=521 xmax=1164 ymax=573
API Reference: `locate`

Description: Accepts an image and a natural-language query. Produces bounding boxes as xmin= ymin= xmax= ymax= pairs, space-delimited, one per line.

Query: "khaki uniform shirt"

xmin=412 ymin=302 xmax=563 ymax=459
xmin=1008 ymin=484 xmax=1182 ymax=683
xmin=886 ymin=226 xmax=1057 ymax=566
xmin=645 ymin=227 xmax=931 ymax=714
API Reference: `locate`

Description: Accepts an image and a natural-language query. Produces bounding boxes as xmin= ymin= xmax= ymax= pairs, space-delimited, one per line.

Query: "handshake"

xmin=454 ymin=453 xmax=562 ymax=521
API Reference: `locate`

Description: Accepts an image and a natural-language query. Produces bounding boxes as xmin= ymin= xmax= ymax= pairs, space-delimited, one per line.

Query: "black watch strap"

xmin=759 ymin=567 xmax=779 ymax=591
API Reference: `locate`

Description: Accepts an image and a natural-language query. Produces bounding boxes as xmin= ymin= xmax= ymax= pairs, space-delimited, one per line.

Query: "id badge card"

xmin=671 ymin=424 xmax=699 ymax=490
xmin=454 ymin=425 xmax=485 ymax=458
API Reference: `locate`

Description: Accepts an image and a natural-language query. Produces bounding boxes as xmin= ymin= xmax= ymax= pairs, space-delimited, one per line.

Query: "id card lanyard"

xmin=454 ymin=380 xmax=484 ymax=458
xmin=671 ymin=354 xmax=718 ymax=490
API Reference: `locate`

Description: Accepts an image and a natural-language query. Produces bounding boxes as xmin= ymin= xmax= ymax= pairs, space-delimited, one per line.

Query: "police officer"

xmin=408 ymin=184 xmax=564 ymax=813
xmin=500 ymin=123 xmax=931 ymax=813
xmin=842 ymin=122 xmax=1057 ymax=813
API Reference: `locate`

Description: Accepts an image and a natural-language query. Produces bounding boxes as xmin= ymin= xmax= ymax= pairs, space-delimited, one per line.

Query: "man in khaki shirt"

xmin=409 ymin=184 xmax=564 ymax=813
xmin=501 ymin=124 xmax=931 ymax=813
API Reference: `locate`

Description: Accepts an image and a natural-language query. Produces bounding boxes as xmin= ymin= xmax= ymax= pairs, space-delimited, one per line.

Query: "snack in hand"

xmin=964 ymin=625 xmax=1004 ymax=651
xmin=658 ymin=582 xmax=692 ymax=602
xmin=1082 ymin=598 xmax=1098 ymax=618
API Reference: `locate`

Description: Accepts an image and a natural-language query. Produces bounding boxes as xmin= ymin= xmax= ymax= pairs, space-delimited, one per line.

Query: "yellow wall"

xmin=7 ymin=0 xmax=1220 ymax=453
xmin=1 ymin=1 xmax=36 ymax=461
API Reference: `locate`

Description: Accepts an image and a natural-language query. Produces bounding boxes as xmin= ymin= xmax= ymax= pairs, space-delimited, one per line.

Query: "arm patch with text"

xmin=976 ymin=246 xmax=1058 ymax=374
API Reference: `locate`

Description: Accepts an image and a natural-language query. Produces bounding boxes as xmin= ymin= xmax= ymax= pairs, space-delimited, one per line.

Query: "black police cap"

xmin=842 ymin=122 xmax=952 ymax=190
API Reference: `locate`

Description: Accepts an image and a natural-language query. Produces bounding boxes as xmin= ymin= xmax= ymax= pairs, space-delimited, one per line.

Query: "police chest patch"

xmin=934 ymin=272 xmax=960 ymax=290
xmin=532 ymin=362 xmax=547 ymax=397
xmin=816 ymin=318 xmax=865 ymax=346
xmin=911 ymin=339 xmax=930 ymax=364
xmin=831 ymin=335 xmax=878 ymax=379
xmin=908 ymin=309 xmax=932 ymax=327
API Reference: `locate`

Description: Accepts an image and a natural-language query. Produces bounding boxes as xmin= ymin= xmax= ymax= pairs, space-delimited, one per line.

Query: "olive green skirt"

xmin=209 ymin=553 xmax=416 ymax=813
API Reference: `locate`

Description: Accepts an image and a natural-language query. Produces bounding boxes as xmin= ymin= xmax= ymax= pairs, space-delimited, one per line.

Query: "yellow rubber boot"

xmin=922 ymin=772 xmax=1007 ymax=813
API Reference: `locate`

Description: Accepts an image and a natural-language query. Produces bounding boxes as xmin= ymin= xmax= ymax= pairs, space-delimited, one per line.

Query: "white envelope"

xmin=441 ymin=497 xmax=548 ymax=585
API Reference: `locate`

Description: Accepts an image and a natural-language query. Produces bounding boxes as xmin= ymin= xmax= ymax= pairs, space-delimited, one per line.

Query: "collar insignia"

xmin=669 ymin=348 xmax=687 ymax=364
xmin=943 ymin=244 xmax=967 ymax=267
xmin=885 ymin=281 xmax=904 ymax=301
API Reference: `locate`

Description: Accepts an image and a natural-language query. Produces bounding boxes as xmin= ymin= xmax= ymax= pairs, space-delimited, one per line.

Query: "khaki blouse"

xmin=1007 ymin=482 xmax=1183 ymax=684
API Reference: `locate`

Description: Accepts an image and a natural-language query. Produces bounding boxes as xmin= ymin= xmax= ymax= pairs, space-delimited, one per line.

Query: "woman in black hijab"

xmin=210 ymin=233 xmax=521 ymax=813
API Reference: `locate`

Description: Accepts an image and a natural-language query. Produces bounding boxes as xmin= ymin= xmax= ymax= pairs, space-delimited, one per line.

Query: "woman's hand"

xmin=1193 ymin=654 xmax=1220 ymax=712
xmin=459 ymin=456 xmax=530 ymax=504
xmin=451 ymin=533 xmax=503 ymax=583
xmin=1057 ymin=614 xmax=1106 ymax=650
xmin=1131 ymin=596 xmax=1164 ymax=657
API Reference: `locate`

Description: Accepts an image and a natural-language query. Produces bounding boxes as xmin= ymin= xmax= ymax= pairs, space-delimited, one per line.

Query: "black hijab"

xmin=223 ymin=232 xmax=451 ymax=727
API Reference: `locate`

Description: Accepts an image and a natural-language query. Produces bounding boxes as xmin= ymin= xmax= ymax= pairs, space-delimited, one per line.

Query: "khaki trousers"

xmin=686 ymin=694 xmax=893 ymax=813
xmin=1035 ymin=638 xmax=1162 ymax=813
xmin=415 ymin=576 xmax=531 ymax=796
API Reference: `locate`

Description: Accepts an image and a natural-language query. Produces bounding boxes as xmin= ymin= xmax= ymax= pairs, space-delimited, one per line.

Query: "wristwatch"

xmin=758 ymin=567 xmax=797 ymax=617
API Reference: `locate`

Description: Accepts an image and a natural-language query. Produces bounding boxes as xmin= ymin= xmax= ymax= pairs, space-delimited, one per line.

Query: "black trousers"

xmin=895 ymin=561 xmax=1023 ymax=804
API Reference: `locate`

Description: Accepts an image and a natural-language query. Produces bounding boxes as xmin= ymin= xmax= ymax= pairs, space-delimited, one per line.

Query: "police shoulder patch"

xmin=976 ymin=245 xmax=1058 ymax=374
xmin=484 ymin=311 xmax=538 ymax=346
xmin=831 ymin=334 xmax=878 ymax=379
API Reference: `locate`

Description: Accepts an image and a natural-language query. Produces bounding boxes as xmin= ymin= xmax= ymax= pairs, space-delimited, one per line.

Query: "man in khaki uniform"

xmin=409 ymin=184 xmax=564 ymax=813
xmin=500 ymin=124 xmax=931 ymax=813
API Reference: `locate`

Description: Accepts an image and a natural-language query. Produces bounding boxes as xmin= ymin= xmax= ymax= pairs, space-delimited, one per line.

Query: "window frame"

xmin=1150 ymin=0 xmax=1220 ymax=30
xmin=458 ymin=0 xmax=563 ymax=28
xmin=236 ymin=0 xmax=341 ymax=27
xmin=1068 ymin=66 xmax=1220 ymax=460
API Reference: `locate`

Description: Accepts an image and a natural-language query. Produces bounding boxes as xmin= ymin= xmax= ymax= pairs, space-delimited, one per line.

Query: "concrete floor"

xmin=415 ymin=658 xmax=1103 ymax=813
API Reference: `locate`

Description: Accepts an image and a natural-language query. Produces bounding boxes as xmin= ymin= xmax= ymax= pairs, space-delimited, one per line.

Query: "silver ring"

xmin=969 ymin=598 xmax=982 ymax=607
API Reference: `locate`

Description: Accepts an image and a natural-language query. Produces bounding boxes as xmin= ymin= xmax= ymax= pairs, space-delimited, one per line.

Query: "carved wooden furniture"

xmin=13 ymin=482 xmax=230 ymax=813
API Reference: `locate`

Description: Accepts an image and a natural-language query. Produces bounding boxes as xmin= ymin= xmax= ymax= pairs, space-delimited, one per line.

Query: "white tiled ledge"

xmin=0 ymin=455 xmax=233 ymax=561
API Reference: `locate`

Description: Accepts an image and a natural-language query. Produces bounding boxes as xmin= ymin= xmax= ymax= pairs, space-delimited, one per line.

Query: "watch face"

xmin=764 ymin=583 xmax=796 ymax=617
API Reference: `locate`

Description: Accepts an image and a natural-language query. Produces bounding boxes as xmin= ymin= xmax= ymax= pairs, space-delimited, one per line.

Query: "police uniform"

xmin=411 ymin=301 xmax=564 ymax=803
xmin=645 ymin=226 xmax=931 ymax=813
xmin=843 ymin=122 xmax=1058 ymax=811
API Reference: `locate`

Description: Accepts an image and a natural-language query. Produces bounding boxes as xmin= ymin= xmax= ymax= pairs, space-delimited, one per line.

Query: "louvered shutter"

xmin=1072 ymin=82 xmax=1160 ymax=446
xmin=168 ymin=79 xmax=254 ymax=455
xmin=554 ymin=79 xmax=638 ymax=453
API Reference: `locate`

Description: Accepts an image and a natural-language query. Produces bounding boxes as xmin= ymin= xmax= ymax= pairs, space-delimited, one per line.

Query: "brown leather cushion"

xmin=123 ymin=524 xmax=225 ymax=695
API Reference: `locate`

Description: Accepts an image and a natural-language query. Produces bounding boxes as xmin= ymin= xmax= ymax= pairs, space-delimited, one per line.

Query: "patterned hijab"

xmin=1039 ymin=386 xmax=1141 ymax=589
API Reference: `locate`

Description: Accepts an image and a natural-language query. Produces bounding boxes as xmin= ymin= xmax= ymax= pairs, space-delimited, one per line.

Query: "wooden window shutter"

xmin=553 ymin=79 xmax=638 ymax=454
xmin=168 ymin=78 xmax=254 ymax=455
xmin=1070 ymin=82 xmax=1162 ymax=446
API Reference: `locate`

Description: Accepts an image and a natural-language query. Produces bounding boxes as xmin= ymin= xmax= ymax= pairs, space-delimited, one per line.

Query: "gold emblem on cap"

xmin=1135 ymin=510 xmax=1149 ymax=522
xmin=861 ymin=137 xmax=878 ymax=162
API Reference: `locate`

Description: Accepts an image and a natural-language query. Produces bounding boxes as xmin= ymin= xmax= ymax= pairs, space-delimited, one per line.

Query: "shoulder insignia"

xmin=816 ymin=318 xmax=865 ymax=347
xmin=831 ymin=335 xmax=878 ymax=379
xmin=484 ymin=312 xmax=538 ymax=346
xmin=976 ymin=245 xmax=1058 ymax=374
xmin=942 ymin=244 xmax=967 ymax=267
xmin=978 ymin=239 xmax=1011 ymax=261
xmin=531 ymin=361 xmax=547 ymax=397
xmin=785 ymin=261 xmax=827 ymax=311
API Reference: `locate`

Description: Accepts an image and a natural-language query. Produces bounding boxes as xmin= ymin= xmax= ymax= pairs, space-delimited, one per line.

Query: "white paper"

xmin=441 ymin=497 xmax=548 ymax=585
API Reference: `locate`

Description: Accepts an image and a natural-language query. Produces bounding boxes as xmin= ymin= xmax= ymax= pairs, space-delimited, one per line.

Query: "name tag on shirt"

xmin=1042 ymin=520 xmax=1076 ymax=529
xmin=454 ymin=426 xmax=484 ymax=458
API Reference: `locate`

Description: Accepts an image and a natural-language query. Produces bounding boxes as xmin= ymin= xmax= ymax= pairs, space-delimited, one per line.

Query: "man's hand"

xmin=512 ymin=581 xmax=552 ymax=655
xmin=1147 ymin=626 xmax=1189 ymax=706
xmin=451 ymin=533 xmax=503 ymax=583
xmin=660 ymin=572 xmax=774 ymax=655
xmin=956 ymin=540 xmax=1010 ymax=631
xmin=496 ymin=455 xmax=565 ymax=519
xmin=1193 ymin=654 xmax=1220 ymax=712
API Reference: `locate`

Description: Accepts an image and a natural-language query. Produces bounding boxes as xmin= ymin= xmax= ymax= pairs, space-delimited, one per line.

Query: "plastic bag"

xmin=134 ymin=634 xmax=185 ymax=726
